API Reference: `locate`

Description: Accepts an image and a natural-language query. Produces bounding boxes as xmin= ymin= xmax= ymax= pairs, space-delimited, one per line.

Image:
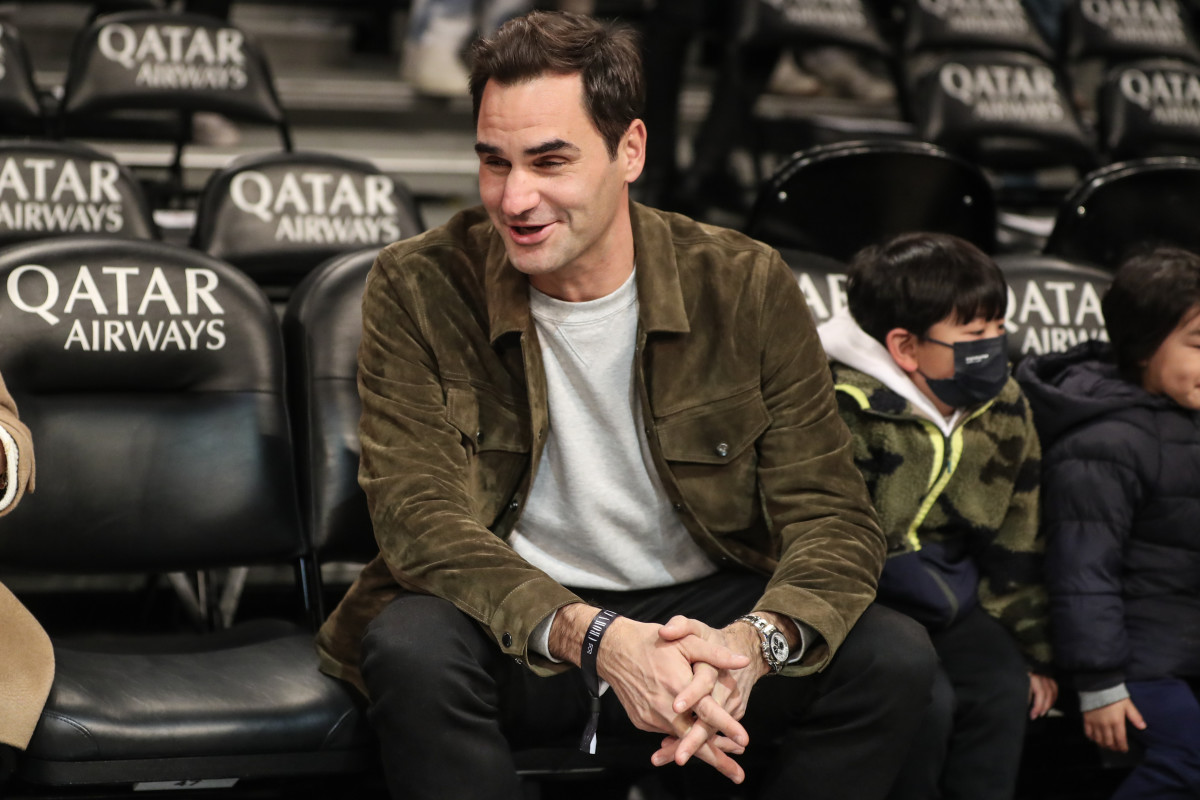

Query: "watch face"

xmin=767 ymin=631 xmax=789 ymax=662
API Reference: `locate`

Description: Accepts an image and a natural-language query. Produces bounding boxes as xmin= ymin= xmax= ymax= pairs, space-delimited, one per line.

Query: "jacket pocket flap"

xmin=446 ymin=387 xmax=529 ymax=453
xmin=657 ymin=391 xmax=770 ymax=464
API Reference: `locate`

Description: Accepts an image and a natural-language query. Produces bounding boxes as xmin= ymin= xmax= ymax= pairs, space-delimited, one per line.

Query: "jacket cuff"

xmin=755 ymin=584 xmax=853 ymax=675
xmin=1073 ymin=669 xmax=1127 ymax=693
xmin=0 ymin=424 xmax=19 ymax=513
xmin=487 ymin=576 xmax=581 ymax=676
xmin=1079 ymin=683 xmax=1129 ymax=712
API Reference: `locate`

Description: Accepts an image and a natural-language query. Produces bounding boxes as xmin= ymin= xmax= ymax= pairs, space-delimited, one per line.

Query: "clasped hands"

xmin=595 ymin=613 xmax=774 ymax=785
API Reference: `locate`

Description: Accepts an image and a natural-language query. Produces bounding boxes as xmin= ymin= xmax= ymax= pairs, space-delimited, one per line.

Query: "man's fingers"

xmin=652 ymin=737 xmax=745 ymax=784
xmin=673 ymin=663 xmax=719 ymax=714
xmin=1112 ymin=723 xmax=1128 ymax=753
xmin=678 ymin=636 xmax=751 ymax=671
xmin=1127 ymin=703 xmax=1147 ymax=731
xmin=692 ymin=694 xmax=749 ymax=747
xmin=658 ymin=615 xmax=704 ymax=641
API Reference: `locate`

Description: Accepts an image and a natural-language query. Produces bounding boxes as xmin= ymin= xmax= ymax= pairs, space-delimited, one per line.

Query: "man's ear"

xmin=621 ymin=119 xmax=647 ymax=184
xmin=885 ymin=328 xmax=921 ymax=374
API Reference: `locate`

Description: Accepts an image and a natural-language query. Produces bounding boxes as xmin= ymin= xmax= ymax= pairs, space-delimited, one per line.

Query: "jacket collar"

xmin=484 ymin=201 xmax=690 ymax=344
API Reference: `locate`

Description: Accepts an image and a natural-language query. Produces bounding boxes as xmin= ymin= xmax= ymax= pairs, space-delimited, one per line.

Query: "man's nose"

xmin=500 ymin=168 xmax=539 ymax=218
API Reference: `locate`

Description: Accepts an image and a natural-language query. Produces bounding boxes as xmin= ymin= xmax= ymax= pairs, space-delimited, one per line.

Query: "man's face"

xmin=475 ymin=72 xmax=645 ymax=299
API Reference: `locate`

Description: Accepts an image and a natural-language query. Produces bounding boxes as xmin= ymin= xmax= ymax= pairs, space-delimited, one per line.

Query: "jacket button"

xmin=715 ymin=442 xmax=729 ymax=457
xmin=475 ymin=430 xmax=484 ymax=445
xmin=672 ymin=502 xmax=683 ymax=512
xmin=509 ymin=498 xmax=520 ymax=511
xmin=502 ymin=632 xmax=513 ymax=647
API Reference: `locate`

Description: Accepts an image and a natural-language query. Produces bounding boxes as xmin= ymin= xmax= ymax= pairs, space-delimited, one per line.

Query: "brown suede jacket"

xmin=316 ymin=202 xmax=885 ymax=693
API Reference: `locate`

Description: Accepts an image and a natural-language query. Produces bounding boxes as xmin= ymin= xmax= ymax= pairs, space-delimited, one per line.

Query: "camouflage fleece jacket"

xmin=829 ymin=361 xmax=1052 ymax=670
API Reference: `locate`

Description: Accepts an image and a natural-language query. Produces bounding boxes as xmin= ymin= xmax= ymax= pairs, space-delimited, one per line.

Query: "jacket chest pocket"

xmin=445 ymin=387 xmax=530 ymax=527
xmin=656 ymin=390 xmax=770 ymax=532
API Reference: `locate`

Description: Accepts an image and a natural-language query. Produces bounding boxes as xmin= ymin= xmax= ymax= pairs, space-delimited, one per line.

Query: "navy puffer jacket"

xmin=1017 ymin=340 xmax=1200 ymax=693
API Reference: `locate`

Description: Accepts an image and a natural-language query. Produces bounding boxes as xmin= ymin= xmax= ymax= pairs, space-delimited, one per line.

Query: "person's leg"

xmin=885 ymin=663 xmax=954 ymax=800
xmin=361 ymin=593 xmax=587 ymax=800
xmin=739 ymin=604 xmax=938 ymax=800
xmin=1111 ymin=678 xmax=1200 ymax=799
xmin=934 ymin=607 xmax=1031 ymax=800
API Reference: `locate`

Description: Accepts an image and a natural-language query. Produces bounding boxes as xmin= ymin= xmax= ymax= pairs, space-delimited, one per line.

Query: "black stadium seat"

xmin=907 ymin=49 xmax=1098 ymax=172
xmin=996 ymin=253 xmax=1112 ymax=362
xmin=1100 ymin=58 xmax=1200 ymax=160
xmin=57 ymin=9 xmax=292 ymax=204
xmin=0 ymin=237 xmax=369 ymax=789
xmin=0 ymin=140 xmax=158 ymax=247
xmin=193 ymin=152 xmax=423 ymax=300
xmin=0 ymin=21 xmax=47 ymax=137
xmin=1043 ymin=156 xmax=1200 ymax=269
xmin=746 ymin=139 xmax=998 ymax=258
xmin=283 ymin=247 xmax=380 ymax=586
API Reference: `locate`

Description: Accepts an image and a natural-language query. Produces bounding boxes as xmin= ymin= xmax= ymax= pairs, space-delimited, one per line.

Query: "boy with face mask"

xmin=817 ymin=233 xmax=1056 ymax=800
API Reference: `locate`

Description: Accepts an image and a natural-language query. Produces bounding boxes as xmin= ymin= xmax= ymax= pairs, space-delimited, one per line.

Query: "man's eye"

xmin=538 ymin=160 xmax=566 ymax=169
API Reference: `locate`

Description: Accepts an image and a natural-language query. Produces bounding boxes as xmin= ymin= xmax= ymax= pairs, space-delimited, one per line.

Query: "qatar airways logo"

xmin=918 ymin=0 xmax=1032 ymax=35
xmin=6 ymin=265 xmax=226 ymax=352
xmin=940 ymin=62 xmax=1066 ymax=123
xmin=228 ymin=170 xmax=401 ymax=245
xmin=0 ymin=157 xmax=127 ymax=235
xmin=1119 ymin=67 xmax=1200 ymax=126
xmin=97 ymin=23 xmax=247 ymax=90
xmin=760 ymin=0 xmax=868 ymax=30
xmin=1081 ymin=0 xmax=1188 ymax=46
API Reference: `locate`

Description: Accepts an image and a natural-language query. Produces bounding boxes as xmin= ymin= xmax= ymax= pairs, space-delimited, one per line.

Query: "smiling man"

xmin=315 ymin=11 xmax=935 ymax=799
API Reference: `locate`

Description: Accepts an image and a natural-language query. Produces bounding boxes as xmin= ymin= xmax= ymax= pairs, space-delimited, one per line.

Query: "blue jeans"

xmin=1114 ymin=678 xmax=1200 ymax=799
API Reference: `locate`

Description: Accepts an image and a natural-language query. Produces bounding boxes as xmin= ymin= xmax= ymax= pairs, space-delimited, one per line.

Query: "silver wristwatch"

xmin=736 ymin=614 xmax=789 ymax=674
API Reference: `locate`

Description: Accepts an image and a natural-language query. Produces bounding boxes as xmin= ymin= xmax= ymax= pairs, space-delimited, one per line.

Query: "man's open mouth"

xmin=512 ymin=224 xmax=548 ymax=235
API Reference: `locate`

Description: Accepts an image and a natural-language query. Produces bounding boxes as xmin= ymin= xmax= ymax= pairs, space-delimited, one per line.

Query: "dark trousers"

xmin=887 ymin=606 xmax=1032 ymax=800
xmin=360 ymin=572 xmax=937 ymax=800
xmin=1113 ymin=678 xmax=1200 ymax=799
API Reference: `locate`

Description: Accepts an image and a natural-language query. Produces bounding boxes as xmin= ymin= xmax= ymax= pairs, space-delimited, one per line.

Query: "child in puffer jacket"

xmin=1018 ymin=247 xmax=1200 ymax=799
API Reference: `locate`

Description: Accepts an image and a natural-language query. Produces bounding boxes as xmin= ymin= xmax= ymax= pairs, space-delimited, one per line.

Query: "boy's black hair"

xmin=846 ymin=232 xmax=1008 ymax=344
xmin=1103 ymin=247 xmax=1200 ymax=383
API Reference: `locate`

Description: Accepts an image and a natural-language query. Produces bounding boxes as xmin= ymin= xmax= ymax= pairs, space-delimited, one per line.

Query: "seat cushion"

xmin=26 ymin=620 xmax=368 ymax=762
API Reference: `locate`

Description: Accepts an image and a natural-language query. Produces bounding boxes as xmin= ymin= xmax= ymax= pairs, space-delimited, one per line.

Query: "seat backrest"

xmin=901 ymin=0 xmax=1053 ymax=59
xmin=59 ymin=10 xmax=290 ymax=148
xmin=1100 ymin=58 xmax=1200 ymax=160
xmin=0 ymin=140 xmax=158 ymax=246
xmin=737 ymin=0 xmax=892 ymax=55
xmin=997 ymin=253 xmax=1112 ymax=362
xmin=0 ymin=237 xmax=302 ymax=573
xmin=191 ymin=151 xmax=423 ymax=291
xmin=1064 ymin=0 xmax=1200 ymax=64
xmin=282 ymin=248 xmax=377 ymax=564
xmin=0 ymin=22 xmax=46 ymax=136
xmin=1043 ymin=156 xmax=1200 ymax=268
xmin=908 ymin=50 xmax=1098 ymax=171
xmin=747 ymin=139 xmax=998 ymax=258
xmin=777 ymin=247 xmax=849 ymax=326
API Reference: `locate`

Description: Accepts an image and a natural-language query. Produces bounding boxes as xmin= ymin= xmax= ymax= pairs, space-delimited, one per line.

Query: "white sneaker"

xmin=401 ymin=14 xmax=473 ymax=98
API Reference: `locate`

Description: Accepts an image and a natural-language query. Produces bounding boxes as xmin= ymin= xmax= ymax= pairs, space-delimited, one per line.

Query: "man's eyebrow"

xmin=525 ymin=139 xmax=578 ymax=156
xmin=474 ymin=142 xmax=500 ymax=156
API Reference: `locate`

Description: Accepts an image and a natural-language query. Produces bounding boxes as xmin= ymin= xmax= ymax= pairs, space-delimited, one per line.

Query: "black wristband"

xmin=579 ymin=609 xmax=620 ymax=754
xmin=580 ymin=608 xmax=620 ymax=697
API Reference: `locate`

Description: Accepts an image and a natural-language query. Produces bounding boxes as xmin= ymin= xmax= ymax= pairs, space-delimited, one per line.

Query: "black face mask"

xmin=919 ymin=334 xmax=1010 ymax=409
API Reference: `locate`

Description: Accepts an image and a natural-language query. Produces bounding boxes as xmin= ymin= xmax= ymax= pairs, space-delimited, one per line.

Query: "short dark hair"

xmin=847 ymin=232 xmax=1008 ymax=344
xmin=468 ymin=10 xmax=644 ymax=159
xmin=1103 ymin=247 xmax=1200 ymax=383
